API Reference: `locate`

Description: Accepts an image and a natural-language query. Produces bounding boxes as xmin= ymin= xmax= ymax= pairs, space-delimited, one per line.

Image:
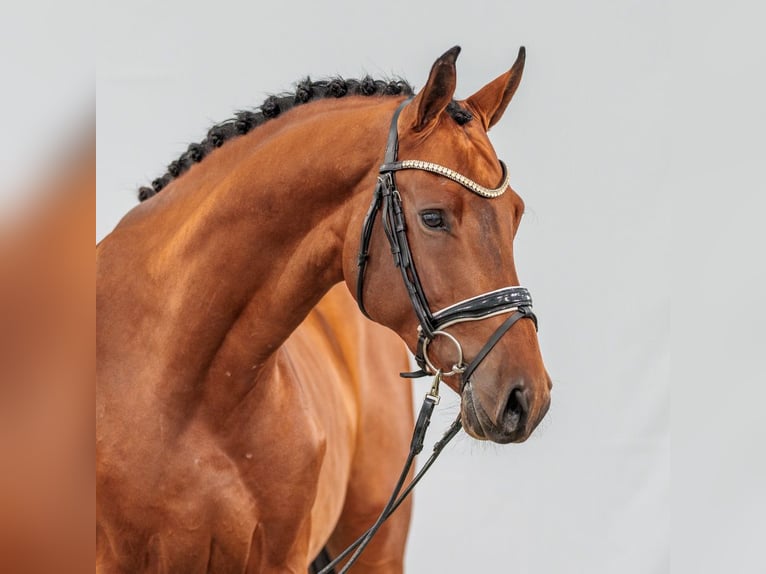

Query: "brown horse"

xmin=97 ymin=46 xmax=551 ymax=572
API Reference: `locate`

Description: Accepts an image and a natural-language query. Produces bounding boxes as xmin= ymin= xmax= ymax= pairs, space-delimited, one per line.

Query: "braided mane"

xmin=138 ymin=76 xmax=473 ymax=201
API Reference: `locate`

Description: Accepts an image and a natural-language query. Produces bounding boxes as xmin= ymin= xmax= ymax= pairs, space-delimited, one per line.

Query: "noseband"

xmin=356 ymin=99 xmax=538 ymax=388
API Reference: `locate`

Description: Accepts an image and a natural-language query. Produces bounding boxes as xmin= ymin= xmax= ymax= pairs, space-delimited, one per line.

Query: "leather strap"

xmin=431 ymin=286 xmax=533 ymax=328
xmin=460 ymin=306 xmax=537 ymax=391
xmin=356 ymin=181 xmax=383 ymax=319
xmin=318 ymin=391 xmax=457 ymax=574
xmin=380 ymin=178 xmax=436 ymax=336
xmin=356 ymin=99 xmax=413 ymax=321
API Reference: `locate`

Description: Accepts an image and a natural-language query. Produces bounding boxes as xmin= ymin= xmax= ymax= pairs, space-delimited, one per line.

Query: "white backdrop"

xmin=94 ymin=1 xmax=765 ymax=572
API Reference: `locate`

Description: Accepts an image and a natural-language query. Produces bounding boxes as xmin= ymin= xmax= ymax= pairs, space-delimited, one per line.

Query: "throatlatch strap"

xmin=356 ymin=182 xmax=383 ymax=319
xmin=355 ymin=98 xmax=412 ymax=320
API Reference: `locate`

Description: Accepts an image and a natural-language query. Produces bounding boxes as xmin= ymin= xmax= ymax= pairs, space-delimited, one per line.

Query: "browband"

xmin=379 ymin=160 xmax=510 ymax=199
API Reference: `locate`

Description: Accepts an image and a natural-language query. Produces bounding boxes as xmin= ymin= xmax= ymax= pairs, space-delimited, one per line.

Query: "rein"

xmin=322 ymin=99 xmax=538 ymax=573
xmin=318 ymin=371 xmax=459 ymax=574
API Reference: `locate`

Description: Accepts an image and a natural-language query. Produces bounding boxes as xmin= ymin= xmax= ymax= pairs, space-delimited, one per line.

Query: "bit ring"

xmin=422 ymin=330 xmax=466 ymax=377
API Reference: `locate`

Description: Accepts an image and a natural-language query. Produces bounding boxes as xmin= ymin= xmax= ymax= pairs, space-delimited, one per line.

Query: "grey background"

xmin=92 ymin=1 xmax=763 ymax=573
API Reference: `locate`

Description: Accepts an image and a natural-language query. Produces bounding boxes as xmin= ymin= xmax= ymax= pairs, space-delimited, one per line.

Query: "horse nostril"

xmin=507 ymin=390 xmax=520 ymax=416
xmin=502 ymin=387 xmax=528 ymax=430
xmin=510 ymin=388 xmax=528 ymax=414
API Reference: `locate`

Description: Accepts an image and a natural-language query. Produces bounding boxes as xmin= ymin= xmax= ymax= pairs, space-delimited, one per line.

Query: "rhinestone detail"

xmin=397 ymin=160 xmax=509 ymax=198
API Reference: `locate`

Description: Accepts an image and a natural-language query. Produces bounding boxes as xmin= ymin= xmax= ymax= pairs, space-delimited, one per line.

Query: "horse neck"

xmin=112 ymin=98 xmax=397 ymax=403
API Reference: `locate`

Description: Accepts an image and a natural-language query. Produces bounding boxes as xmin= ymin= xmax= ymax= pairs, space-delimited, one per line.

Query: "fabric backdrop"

xmin=93 ymin=1 xmax=765 ymax=572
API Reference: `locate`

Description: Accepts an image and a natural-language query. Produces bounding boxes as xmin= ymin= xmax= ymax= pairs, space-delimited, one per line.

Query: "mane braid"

xmin=137 ymin=76 xmax=472 ymax=201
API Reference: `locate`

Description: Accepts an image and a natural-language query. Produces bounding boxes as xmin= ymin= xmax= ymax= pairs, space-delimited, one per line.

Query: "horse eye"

xmin=420 ymin=210 xmax=446 ymax=230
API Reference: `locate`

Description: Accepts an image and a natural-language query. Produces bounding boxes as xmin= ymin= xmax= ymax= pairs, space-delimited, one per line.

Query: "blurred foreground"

xmin=0 ymin=126 xmax=94 ymax=573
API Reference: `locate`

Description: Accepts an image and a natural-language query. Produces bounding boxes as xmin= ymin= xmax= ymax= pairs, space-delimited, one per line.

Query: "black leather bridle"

xmin=318 ymin=99 xmax=539 ymax=574
xmin=356 ymin=99 xmax=538 ymax=386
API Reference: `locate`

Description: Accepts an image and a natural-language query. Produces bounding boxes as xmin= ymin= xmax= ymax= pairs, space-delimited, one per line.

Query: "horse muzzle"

xmin=461 ymin=380 xmax=549 ymax=444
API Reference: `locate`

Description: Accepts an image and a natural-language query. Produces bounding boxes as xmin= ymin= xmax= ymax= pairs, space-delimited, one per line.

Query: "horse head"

xmin=347 ymin=47 xmax=551 ymax=444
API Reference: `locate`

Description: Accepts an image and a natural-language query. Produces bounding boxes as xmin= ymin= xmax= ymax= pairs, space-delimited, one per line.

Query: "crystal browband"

xmin=379 ymin=159 xmax=510 ymax=199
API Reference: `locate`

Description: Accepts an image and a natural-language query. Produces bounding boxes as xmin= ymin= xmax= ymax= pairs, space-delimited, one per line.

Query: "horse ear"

xmin=403 ymin=46 xmax=460 ymax=132
xmin=465 ymin=46 xmax=526 ymax=131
